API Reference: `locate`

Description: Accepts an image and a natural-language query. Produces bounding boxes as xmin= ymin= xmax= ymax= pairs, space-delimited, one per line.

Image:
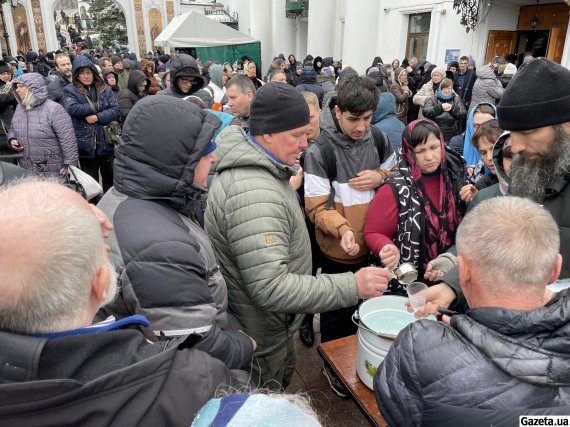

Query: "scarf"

xmin=437 ymin=85 xmax=454 ymax=101
xmin=463 ymin=102 xmax=497 ymax=166
xmin=399 ymin=119 xmax=462 ymax=266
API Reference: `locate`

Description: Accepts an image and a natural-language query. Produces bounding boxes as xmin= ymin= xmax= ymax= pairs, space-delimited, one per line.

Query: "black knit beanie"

xmin=249 ymin=83 xmax=310 ymax=135
xmin=497 ymin=58 xmax=570 ymax=131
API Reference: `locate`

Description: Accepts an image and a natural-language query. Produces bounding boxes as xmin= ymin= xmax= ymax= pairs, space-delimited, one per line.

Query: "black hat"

xmin=159 ymin=54 xmax=169 ymax=64
xmin=111 ymin=55 xmax=122 ymax=66
xmin=249 ymin=83 xmax=310 ymax=135
xmin=497 ymin=58 xmax=570 ymax=131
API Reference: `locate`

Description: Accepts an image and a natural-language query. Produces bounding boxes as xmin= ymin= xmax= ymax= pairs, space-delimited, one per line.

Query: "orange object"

xmin=212 ymin=103 xmax=223 ymax=111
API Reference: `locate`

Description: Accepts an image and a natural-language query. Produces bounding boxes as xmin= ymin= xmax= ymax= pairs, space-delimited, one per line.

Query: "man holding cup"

xmin=374 ymin=197 xmax=570 ymax=425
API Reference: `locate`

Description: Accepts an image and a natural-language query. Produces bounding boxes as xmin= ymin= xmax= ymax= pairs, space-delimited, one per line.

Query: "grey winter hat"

xmin=249 ymin=82 xmax=310 ymax=135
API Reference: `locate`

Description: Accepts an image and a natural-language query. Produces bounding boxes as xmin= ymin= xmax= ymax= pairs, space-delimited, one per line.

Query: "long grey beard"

xmin=510 ymin=126 xmax=570 ymax=202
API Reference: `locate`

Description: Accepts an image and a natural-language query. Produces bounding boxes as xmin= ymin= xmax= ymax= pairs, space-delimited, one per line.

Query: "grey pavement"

xmin=287 ymin=314 xmax=370 ymax=427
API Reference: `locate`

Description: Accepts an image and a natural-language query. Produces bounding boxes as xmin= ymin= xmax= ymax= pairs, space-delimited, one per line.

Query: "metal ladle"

xmin=390 ymin=262 xmax=418 ymax=285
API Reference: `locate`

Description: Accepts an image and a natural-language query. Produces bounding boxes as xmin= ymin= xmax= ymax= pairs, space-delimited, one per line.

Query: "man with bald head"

xmin=0 ymin=179 xmax=248 ymax=426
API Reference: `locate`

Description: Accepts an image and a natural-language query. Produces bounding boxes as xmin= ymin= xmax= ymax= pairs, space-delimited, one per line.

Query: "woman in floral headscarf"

xmin=363 ymin=119 xmax=467 ymax=279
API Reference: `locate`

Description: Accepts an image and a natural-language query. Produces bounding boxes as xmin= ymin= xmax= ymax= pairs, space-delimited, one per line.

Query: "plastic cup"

xmin=407 ymin=282 xmax=428 ymax=313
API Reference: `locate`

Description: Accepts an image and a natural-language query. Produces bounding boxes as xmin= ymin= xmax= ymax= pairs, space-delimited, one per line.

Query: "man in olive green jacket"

xmin=205 ymin=83 xmax=391 ymax=390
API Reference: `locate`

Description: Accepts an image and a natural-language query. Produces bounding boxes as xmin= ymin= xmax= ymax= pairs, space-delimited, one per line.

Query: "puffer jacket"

xmin=0 ymin=327 xmax=249 ymax=427
xmin=156 ymin=54 xmax=213 ymax=107
xmin=117 ymin=69 xmax=149 ymax=119
xmin=423 ymin=93 xmax=466 ymax=143
xmin=296 ymin=66 xmax=324 ymax=107
xmin=317 ymin=73 xmax=336 ymax=94
xmin=375 ymin=288 xmax=570 ymax=426
xmin=46 ymin=71 xmax=72 ymax=106
xmin=204 ymin=126 xmax=359 ymax=356
xmin=372 ymin=92 xmax=405 ymax=151
xmin=63 ymin=55 xmax=121 ymax=158
xmin=8 ymin=73 xmax=78 ymax=175
xmin=412 ymin=79 xmax=436 ymax=118
xmin=97 ymin=96 xmax=253 ymax=370
xmin=139 ymin=58 xmax=160 ymax=95
xmin=469 ymin=65 xmax=504 ymax=112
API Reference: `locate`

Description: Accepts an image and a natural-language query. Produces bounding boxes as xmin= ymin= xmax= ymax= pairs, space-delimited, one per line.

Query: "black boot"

xmin=299 ymin=314 xmax=315 ymax=347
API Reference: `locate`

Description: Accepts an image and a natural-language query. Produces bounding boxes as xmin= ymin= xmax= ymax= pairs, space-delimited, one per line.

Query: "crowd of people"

xmin=0 ymin=43 xmax=569 ymax=426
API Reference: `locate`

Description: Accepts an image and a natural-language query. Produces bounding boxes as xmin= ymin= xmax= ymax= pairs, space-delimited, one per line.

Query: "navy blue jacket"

xmin=63 ymin=55 xmax=121 ymax=158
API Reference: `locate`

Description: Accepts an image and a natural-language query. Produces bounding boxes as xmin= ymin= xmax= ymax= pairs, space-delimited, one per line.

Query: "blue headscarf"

xmin=463 ymin=102 xmax=497 ymax=167
xmin=437 ymin=80 xmax=454 ymax=101
xmin=13 ymin=64 xmax=23 ymax=78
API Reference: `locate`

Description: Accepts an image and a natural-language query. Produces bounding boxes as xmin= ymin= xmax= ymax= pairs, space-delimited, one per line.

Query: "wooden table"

xmin=317 ymin=335 xmax=388 ymax=427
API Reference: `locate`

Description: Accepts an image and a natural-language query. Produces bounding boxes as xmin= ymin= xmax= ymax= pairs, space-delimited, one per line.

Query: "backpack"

xmin=314 ymin=126 xmax=391 ymax=210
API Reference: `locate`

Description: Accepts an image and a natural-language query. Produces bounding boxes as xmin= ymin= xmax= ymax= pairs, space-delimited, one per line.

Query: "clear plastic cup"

xmin=407 ymin=282 xmax=428 ymax=313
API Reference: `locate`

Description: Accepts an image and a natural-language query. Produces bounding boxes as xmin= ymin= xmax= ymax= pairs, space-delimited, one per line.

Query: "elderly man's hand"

xmin=405 ymin=283 xmax=456 ymax=318
xmin=354 ymin=267 xmax=391 ymax=299
xmin=289 ymin=166 xmax=303 ymax=191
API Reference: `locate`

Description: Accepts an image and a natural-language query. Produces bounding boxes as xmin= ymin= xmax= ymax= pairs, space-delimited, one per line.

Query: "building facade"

xmin=219 ymin=0 xmax=570 ymax=74
xmin=0 ymin=0 xmax=568 ymax=74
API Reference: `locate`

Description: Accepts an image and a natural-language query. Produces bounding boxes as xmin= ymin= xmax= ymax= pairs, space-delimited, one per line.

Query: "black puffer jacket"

xmin=296 ymin=66 xmax=324 ymax=107
xmin=375 ymin=288 xmax=570 ymax=426
xmin=0 ymin=327 xmax=249 ymax=427
xmin=422 ymin=93 xmax=466 ymax=143
xmin=97 ymin=96 xmax=254 ymax=371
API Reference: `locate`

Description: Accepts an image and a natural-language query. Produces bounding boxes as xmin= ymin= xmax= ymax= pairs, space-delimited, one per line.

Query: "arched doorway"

xmin=44 ymin=0 xmax=138 ymax=53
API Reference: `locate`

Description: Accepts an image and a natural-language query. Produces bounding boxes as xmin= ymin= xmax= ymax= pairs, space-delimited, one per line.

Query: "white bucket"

xmin=352 ymin=295 xmax=421 ymax=390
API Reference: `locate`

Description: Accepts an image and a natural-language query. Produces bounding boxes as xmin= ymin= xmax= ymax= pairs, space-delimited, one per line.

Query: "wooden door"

xmin=485 ymin=31 xmax=517 ymax=63
xmin=547 ymin=27 xmax=567 ymax=64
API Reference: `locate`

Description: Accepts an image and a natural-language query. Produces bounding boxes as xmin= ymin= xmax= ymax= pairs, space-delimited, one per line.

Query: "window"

xmin=406 ymin=13 xmax=431 ymax=62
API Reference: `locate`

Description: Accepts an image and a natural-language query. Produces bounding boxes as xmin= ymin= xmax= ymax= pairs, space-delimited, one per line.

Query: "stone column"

xmin=248 ymin=0 xmax=272 ymax=73
xmin=342 ymin=0 xmax=380 ymax=74
xmin=133 ymin=0 xmax=146 ymax=57
xmin=307 ymin=0 xmax=336 ymax=57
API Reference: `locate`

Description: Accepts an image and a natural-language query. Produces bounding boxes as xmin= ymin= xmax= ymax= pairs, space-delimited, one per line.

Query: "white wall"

xmin=307 ymin=0 xmax=337 ymax=58
xmin=342 ymin=0 xmax=379 ymax=74
xmin=270 ymin=0 xmax=297 ymax=63
xmin=248 ymin=0 xmax=272 ymax=72
xmin=472 ymin=1 xmax=520 ymax=65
